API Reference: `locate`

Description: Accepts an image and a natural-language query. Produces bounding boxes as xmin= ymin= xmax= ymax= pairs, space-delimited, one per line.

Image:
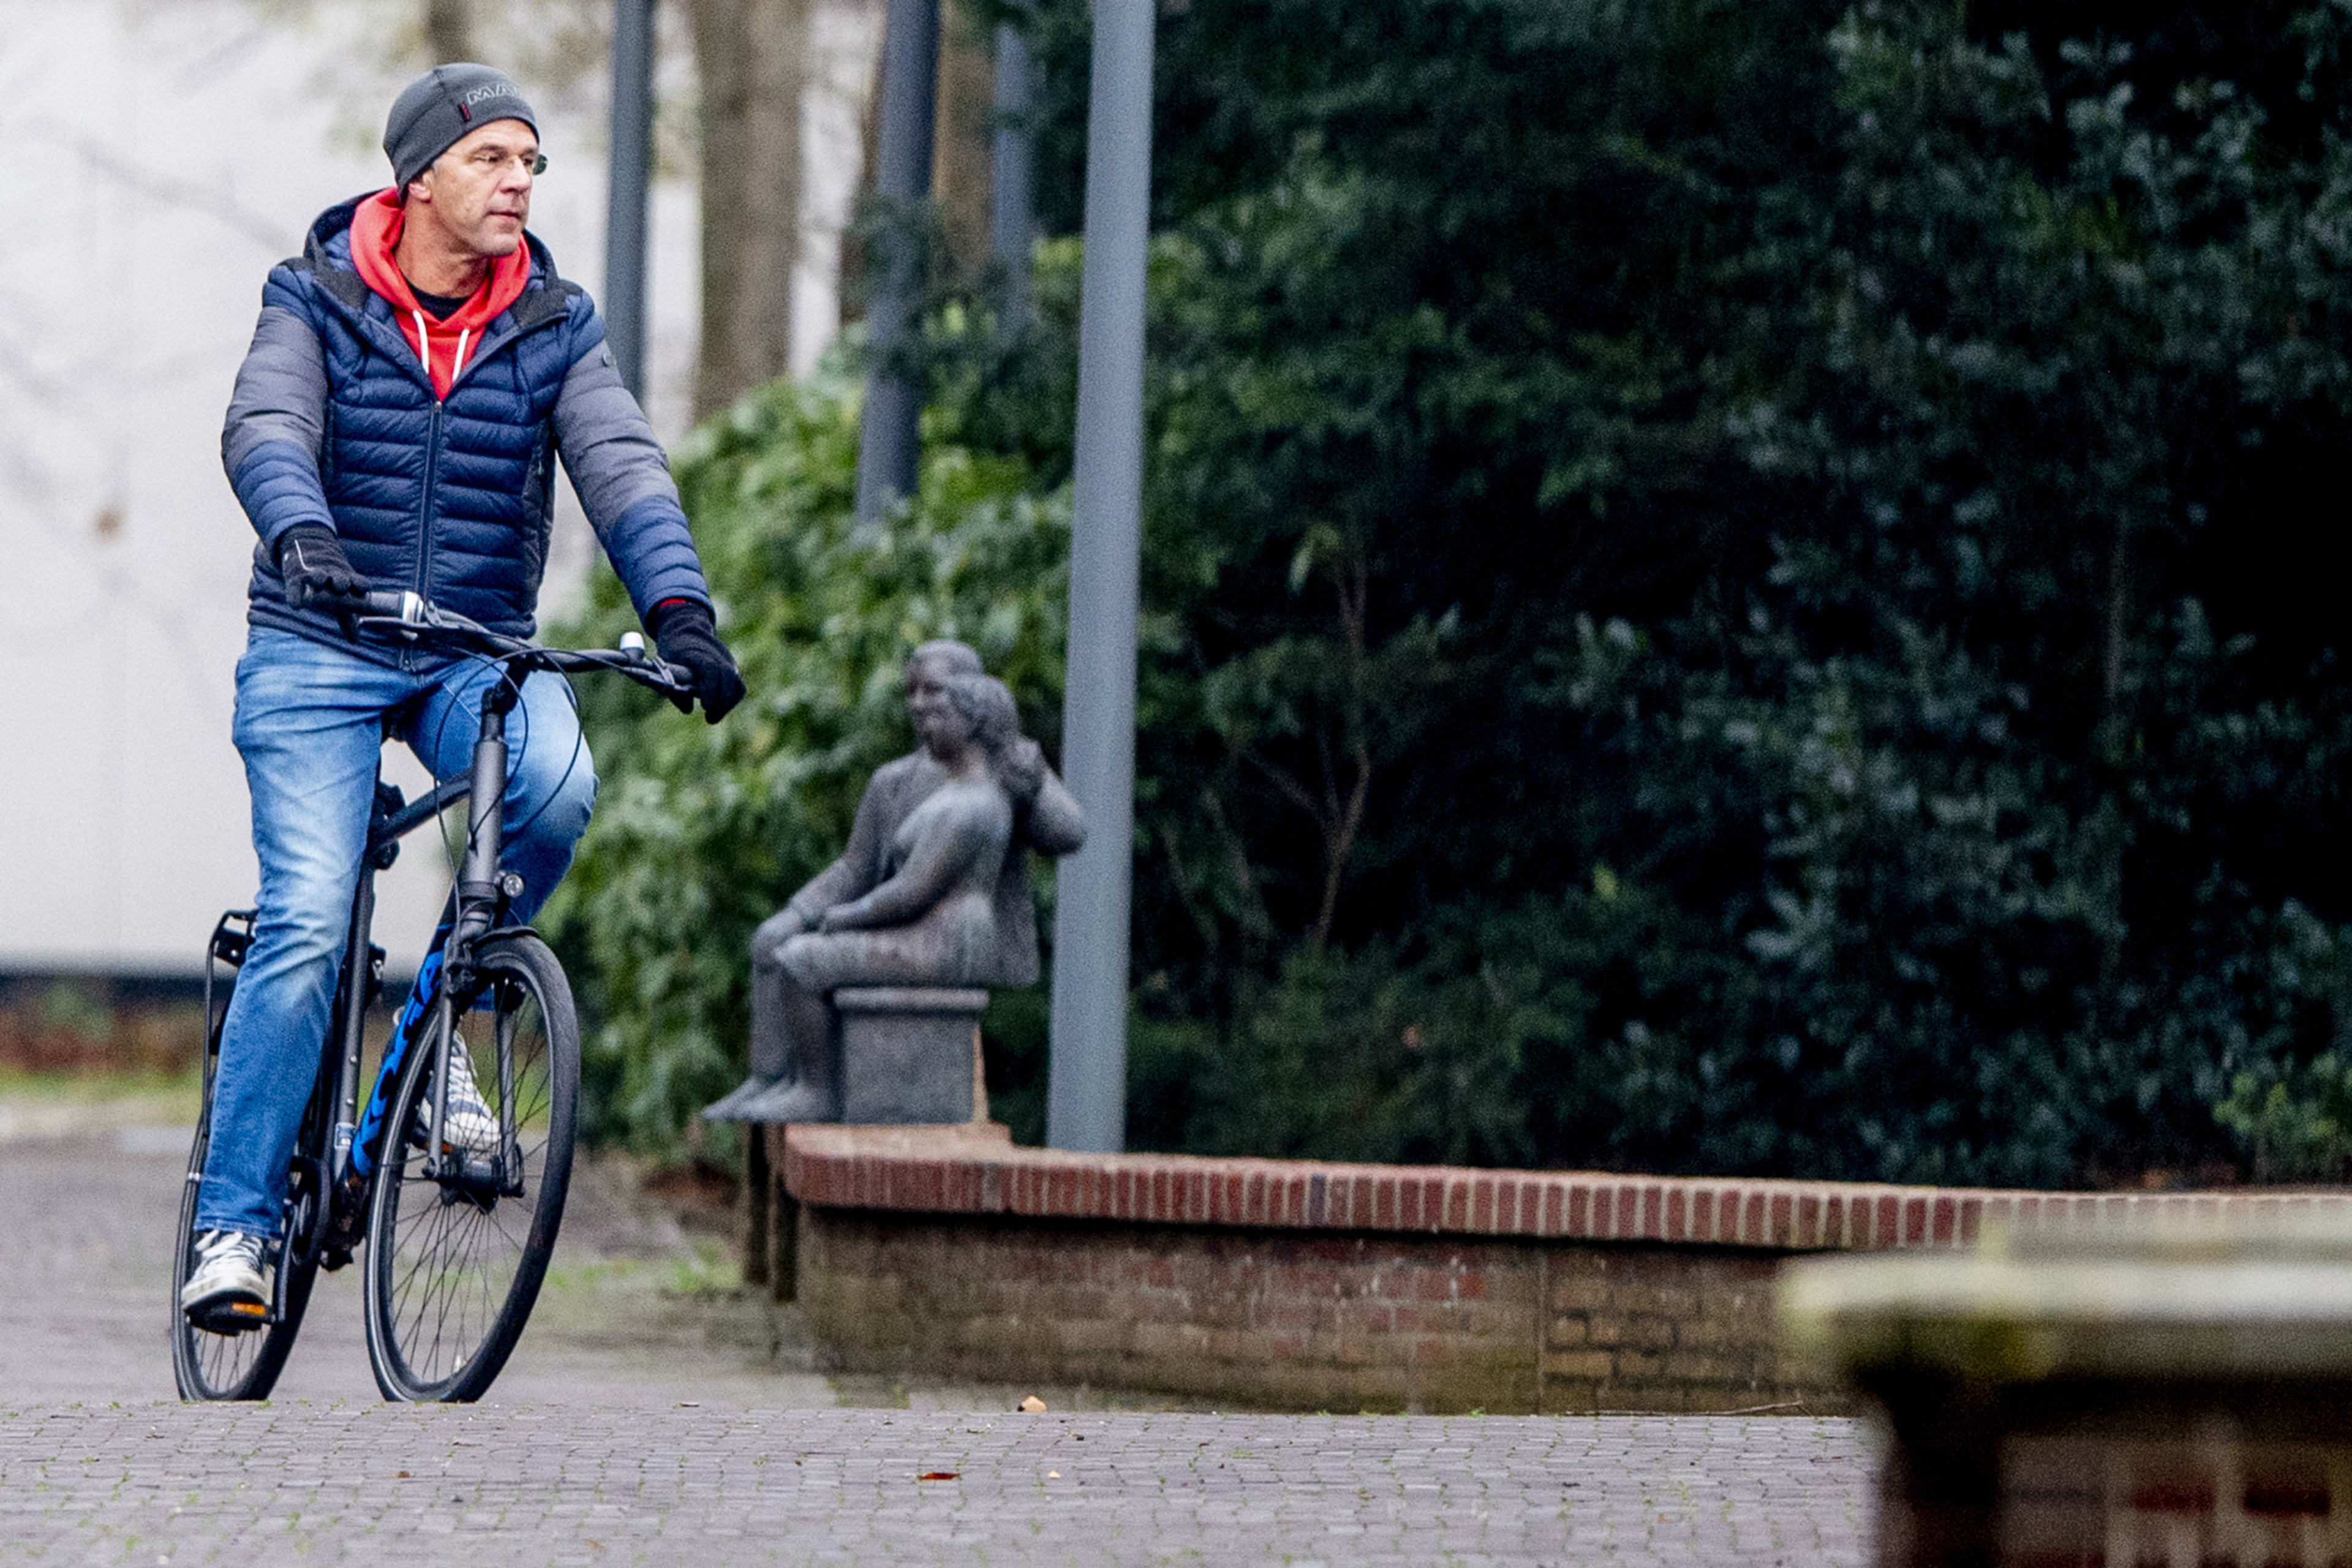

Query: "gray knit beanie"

xmin=383 ymin=64 xmax=538 ymax=194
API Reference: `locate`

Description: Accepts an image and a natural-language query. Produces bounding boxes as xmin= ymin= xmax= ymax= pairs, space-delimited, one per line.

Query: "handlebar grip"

xmin=360 ymin=590 xmax=424 ymax=624
xmin=611 ymin=630 xmax=694 ymax=693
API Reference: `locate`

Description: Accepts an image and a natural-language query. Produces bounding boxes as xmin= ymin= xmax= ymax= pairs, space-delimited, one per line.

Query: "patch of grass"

xmin=533 ymin=1257 xmax=642 ymax=1298
xmin=661 ymin=1242 xmax=743 ymax=1300
xmin=0 ymin=1065 xmax=202 ymax=1115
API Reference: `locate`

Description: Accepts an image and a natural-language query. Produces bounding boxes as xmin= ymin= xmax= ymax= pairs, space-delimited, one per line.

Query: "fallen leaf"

xmin=394 ymin=1471 xmax=410 ymax=1479
xmin=1047 ymin=1471 xmax=1061 ymax=1479
xmin=919 ymin=1471 xmax=959 ymax=1482
xmin=1018 ymin=1395 xmax=1047 ymax=1412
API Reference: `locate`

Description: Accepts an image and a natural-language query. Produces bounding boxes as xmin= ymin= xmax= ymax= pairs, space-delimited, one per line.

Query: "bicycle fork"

xmin=426 ymin=679 xmax=524 ymax=1187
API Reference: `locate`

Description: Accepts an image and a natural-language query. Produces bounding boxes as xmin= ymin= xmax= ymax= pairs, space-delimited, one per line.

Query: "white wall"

xmin=0 ymin=0 xmax=703 ymax=975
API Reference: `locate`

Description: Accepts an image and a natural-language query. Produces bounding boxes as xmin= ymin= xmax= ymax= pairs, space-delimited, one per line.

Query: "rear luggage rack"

xmin=203 ymin=910 xmax=258 ymax=1044
xmin=209 ymin=909 xmax=257 ymax=972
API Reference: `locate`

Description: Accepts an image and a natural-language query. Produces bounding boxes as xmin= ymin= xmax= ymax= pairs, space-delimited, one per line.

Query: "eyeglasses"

xmin=458 ymin=148 xmax=548 ymax=177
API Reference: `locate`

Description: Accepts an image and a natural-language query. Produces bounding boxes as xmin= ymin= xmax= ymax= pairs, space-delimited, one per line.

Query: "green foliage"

xmin=565 ymin=0 xmax=2352 ymax=1183
xmin=1043 ymin=0 xmax=2352 ymax=1183
xmin=543 ymin=376 xmax=1069 ymax=1150
xmin=2217 ymin=1055 xmax=2352 ymax=1183
xmin=2213 ymin=904 xmax=2352 ymax=1180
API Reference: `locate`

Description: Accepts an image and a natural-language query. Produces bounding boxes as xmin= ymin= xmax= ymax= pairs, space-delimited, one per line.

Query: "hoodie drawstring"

xmin=408 ymin=314 xmax=473 ymax=397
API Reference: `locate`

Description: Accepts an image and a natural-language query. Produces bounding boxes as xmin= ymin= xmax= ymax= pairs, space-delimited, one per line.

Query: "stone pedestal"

xmin=1782 ymin=1211 xmax=2352 ymax=1567
xmin=837 ymin=986 xmax=989 ymax=1125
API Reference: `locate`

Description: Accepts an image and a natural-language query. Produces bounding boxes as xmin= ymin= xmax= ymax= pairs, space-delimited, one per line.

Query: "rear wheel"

xmin=362 ymin=932 xmax=578 ymax=1402
xmin=171 ymin=1021 xmax=322 ymax=1401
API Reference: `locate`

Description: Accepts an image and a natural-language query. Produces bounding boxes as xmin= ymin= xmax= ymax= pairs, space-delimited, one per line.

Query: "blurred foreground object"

xmin=1784 ymin=1210 xmax=2352 ymax=1567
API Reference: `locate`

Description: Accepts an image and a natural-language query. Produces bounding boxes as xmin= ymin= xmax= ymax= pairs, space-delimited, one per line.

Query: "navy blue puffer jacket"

xmin=224 ymin=195 xmax=709 ymax=655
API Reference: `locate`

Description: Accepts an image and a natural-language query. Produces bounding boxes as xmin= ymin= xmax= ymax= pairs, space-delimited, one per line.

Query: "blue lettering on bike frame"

xmin=351 ymin=941 xmax=444 ymax=1180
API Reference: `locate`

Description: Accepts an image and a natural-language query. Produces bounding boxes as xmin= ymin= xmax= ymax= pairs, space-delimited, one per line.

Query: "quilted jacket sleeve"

xmin=222 ymin=265 xmax=335 ymax=549
xmin=551 ymin=298 xmax=713 ymax=620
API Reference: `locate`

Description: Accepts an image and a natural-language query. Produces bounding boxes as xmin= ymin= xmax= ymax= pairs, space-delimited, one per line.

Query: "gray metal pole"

xmin=853 ymin=0 xmax=941 ymax=523
xmin=603 ymin=0 xmax=657 ymax=400
xmin=989 ymin=21 xmax=1035 ymax=329
xmin=1046 ymin=0 xmax=1155 ymax=1154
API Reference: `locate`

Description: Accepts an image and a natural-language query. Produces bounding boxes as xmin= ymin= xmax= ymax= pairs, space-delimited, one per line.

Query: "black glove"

xmin=647 ymin=598 xmax=746 ymax=724
xmin=276 ymin=525 xmax=365 ymax=612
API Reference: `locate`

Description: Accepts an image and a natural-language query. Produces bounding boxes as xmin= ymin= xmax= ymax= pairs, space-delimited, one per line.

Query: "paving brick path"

xmin=0 ymin=1405 xmax=1870 ymax=1566
xmin=1 ymin=1108 xmax=1876 ymax=1564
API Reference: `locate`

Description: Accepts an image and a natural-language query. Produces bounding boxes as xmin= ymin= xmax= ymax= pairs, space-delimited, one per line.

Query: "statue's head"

xmin=937 ymin=672 xmax=1019 ymax=755
xmin=905 ymin=640 xmax=984 ymax=758
xmin=907 ymin=639 xmax=984 ymax=682
xmin=903 ymin=641 xmax=1044 ymax=805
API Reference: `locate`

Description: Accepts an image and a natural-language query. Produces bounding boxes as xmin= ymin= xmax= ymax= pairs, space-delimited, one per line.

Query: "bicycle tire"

xmin=361 ymin=932 xmax=579 ymax=1402
xmin=171 ymin=1032 xmax=323 ymax=1402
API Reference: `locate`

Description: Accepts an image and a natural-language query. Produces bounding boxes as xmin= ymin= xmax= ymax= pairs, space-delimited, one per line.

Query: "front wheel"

xmin=362 ymin=932 xmax=578 ymax=1402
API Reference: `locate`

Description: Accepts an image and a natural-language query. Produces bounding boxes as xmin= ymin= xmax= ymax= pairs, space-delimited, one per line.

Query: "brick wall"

xmin=758 ymin=1125 xmax=2328 ymax=1415
xmin=799 ymin=1216 xmax=1549 ymax=1411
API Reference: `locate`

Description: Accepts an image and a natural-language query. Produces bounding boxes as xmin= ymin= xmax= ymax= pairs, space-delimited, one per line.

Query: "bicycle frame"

xmin=336 ymin=688 xmax=533 ymax=1212
xmin=195 ymin=598 xmax=688 ymax=1330
xmin=211 ymin=699 xmax=525 ymax=1327
xmin=230 ymin=772 xmax=458 ymax=1289
xmin=331 ymin=662 xmax=572 ymax=1246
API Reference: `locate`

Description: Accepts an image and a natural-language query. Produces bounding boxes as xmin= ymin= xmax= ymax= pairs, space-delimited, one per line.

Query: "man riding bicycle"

xmin=182 ymin=66 xmax=745 ymax=1323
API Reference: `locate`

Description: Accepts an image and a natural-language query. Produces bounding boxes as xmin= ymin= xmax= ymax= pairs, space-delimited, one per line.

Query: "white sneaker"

xmin=434 ymin=1040 xmax=503 ymax=1156
xmin=180 ymin=1230 xmax=271 ymax=1326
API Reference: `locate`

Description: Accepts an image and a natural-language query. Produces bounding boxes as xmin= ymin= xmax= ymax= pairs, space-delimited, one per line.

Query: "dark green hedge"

xmin=557 ymin=0 xmax=2352 ymax=1184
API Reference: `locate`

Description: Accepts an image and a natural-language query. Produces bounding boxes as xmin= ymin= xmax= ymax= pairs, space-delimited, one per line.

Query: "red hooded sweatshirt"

xmin=348 ymin=190 xmax=532 ymax=401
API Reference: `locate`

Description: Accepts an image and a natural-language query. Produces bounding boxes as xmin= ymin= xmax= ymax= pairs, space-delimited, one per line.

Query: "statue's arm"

xmin=1022 ymin=768 xmax=1088 ymax=858
xmin=786 ymin=775 xmax=891 ymax=919
xmin=821 ymin=805 xmax=997 ymax=931
xmin=785 ymin=857 xmax=861 ymax=924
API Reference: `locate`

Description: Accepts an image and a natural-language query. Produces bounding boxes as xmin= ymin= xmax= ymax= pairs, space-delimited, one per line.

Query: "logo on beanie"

xmin=388 ymin=64 xmax=538 ymax=177
xmin=451 ymin=78 xmax=526 ymax=124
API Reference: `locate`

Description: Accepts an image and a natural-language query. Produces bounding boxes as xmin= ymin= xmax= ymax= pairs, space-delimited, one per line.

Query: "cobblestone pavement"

xmin=0 ymin=1096 xmax=827 ymax=1409
xmin=0 ymin=1405 xmax=1871 ymax=1566
xmin=1 ymin=1105 xmax=1877 ymax=1564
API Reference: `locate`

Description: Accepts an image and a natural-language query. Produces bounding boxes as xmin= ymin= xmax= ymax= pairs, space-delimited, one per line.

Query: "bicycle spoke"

xmin=366 ymin=937 xmax=575 ymax=1402
xmin=175 ymin=1108 xmax=316 ymax=1402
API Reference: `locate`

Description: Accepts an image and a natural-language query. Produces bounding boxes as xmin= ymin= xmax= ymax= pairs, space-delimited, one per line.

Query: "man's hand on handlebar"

xmin=347 ymin=592 xmax=718 ymax=714
xmin=646 ymin=598 xmax=747 ymax=725
xmin=277 ymin=526 xmax=368 ymax=617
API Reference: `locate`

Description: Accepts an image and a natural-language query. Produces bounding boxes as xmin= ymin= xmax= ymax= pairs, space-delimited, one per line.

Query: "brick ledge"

xmin=775 ymin=1125 xmax=2349 ymax=1253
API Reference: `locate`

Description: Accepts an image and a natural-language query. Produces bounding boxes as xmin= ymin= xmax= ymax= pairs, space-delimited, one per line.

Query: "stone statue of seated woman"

xmin=705 ymin=640 xmax=1084 ymax=1124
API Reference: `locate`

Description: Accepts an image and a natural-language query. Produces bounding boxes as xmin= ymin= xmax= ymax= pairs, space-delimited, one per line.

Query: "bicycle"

xmin=172 ymin=591 xmax=694 ymax=1403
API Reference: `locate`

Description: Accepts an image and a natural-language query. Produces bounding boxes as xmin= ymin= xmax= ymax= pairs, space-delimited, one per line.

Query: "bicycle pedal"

xmin=190 ymin=1298 xmax=270 ymax=1335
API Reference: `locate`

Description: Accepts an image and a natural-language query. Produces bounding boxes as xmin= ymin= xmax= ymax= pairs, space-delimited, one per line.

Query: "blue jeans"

xmin=194 ymin=628 xmax=597 ymax=1237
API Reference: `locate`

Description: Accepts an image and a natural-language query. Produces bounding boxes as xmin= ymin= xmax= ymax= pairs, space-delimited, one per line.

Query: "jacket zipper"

xmin=302 ymin=260 xmax=573 ymax=651
xmin=412 ymin=400 xmax=442 ymax=662
xmin=409 ymin=307 xmax=565 ymax=636
xmin=442 ymin=309 xmax=562 ymax=398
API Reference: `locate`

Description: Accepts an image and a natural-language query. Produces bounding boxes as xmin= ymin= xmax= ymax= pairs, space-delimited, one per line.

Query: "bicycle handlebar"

xmin=358 ymin=589 xmax=421 ymax=622
xmin=350 ymin=590 xmax=697 ymax=702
